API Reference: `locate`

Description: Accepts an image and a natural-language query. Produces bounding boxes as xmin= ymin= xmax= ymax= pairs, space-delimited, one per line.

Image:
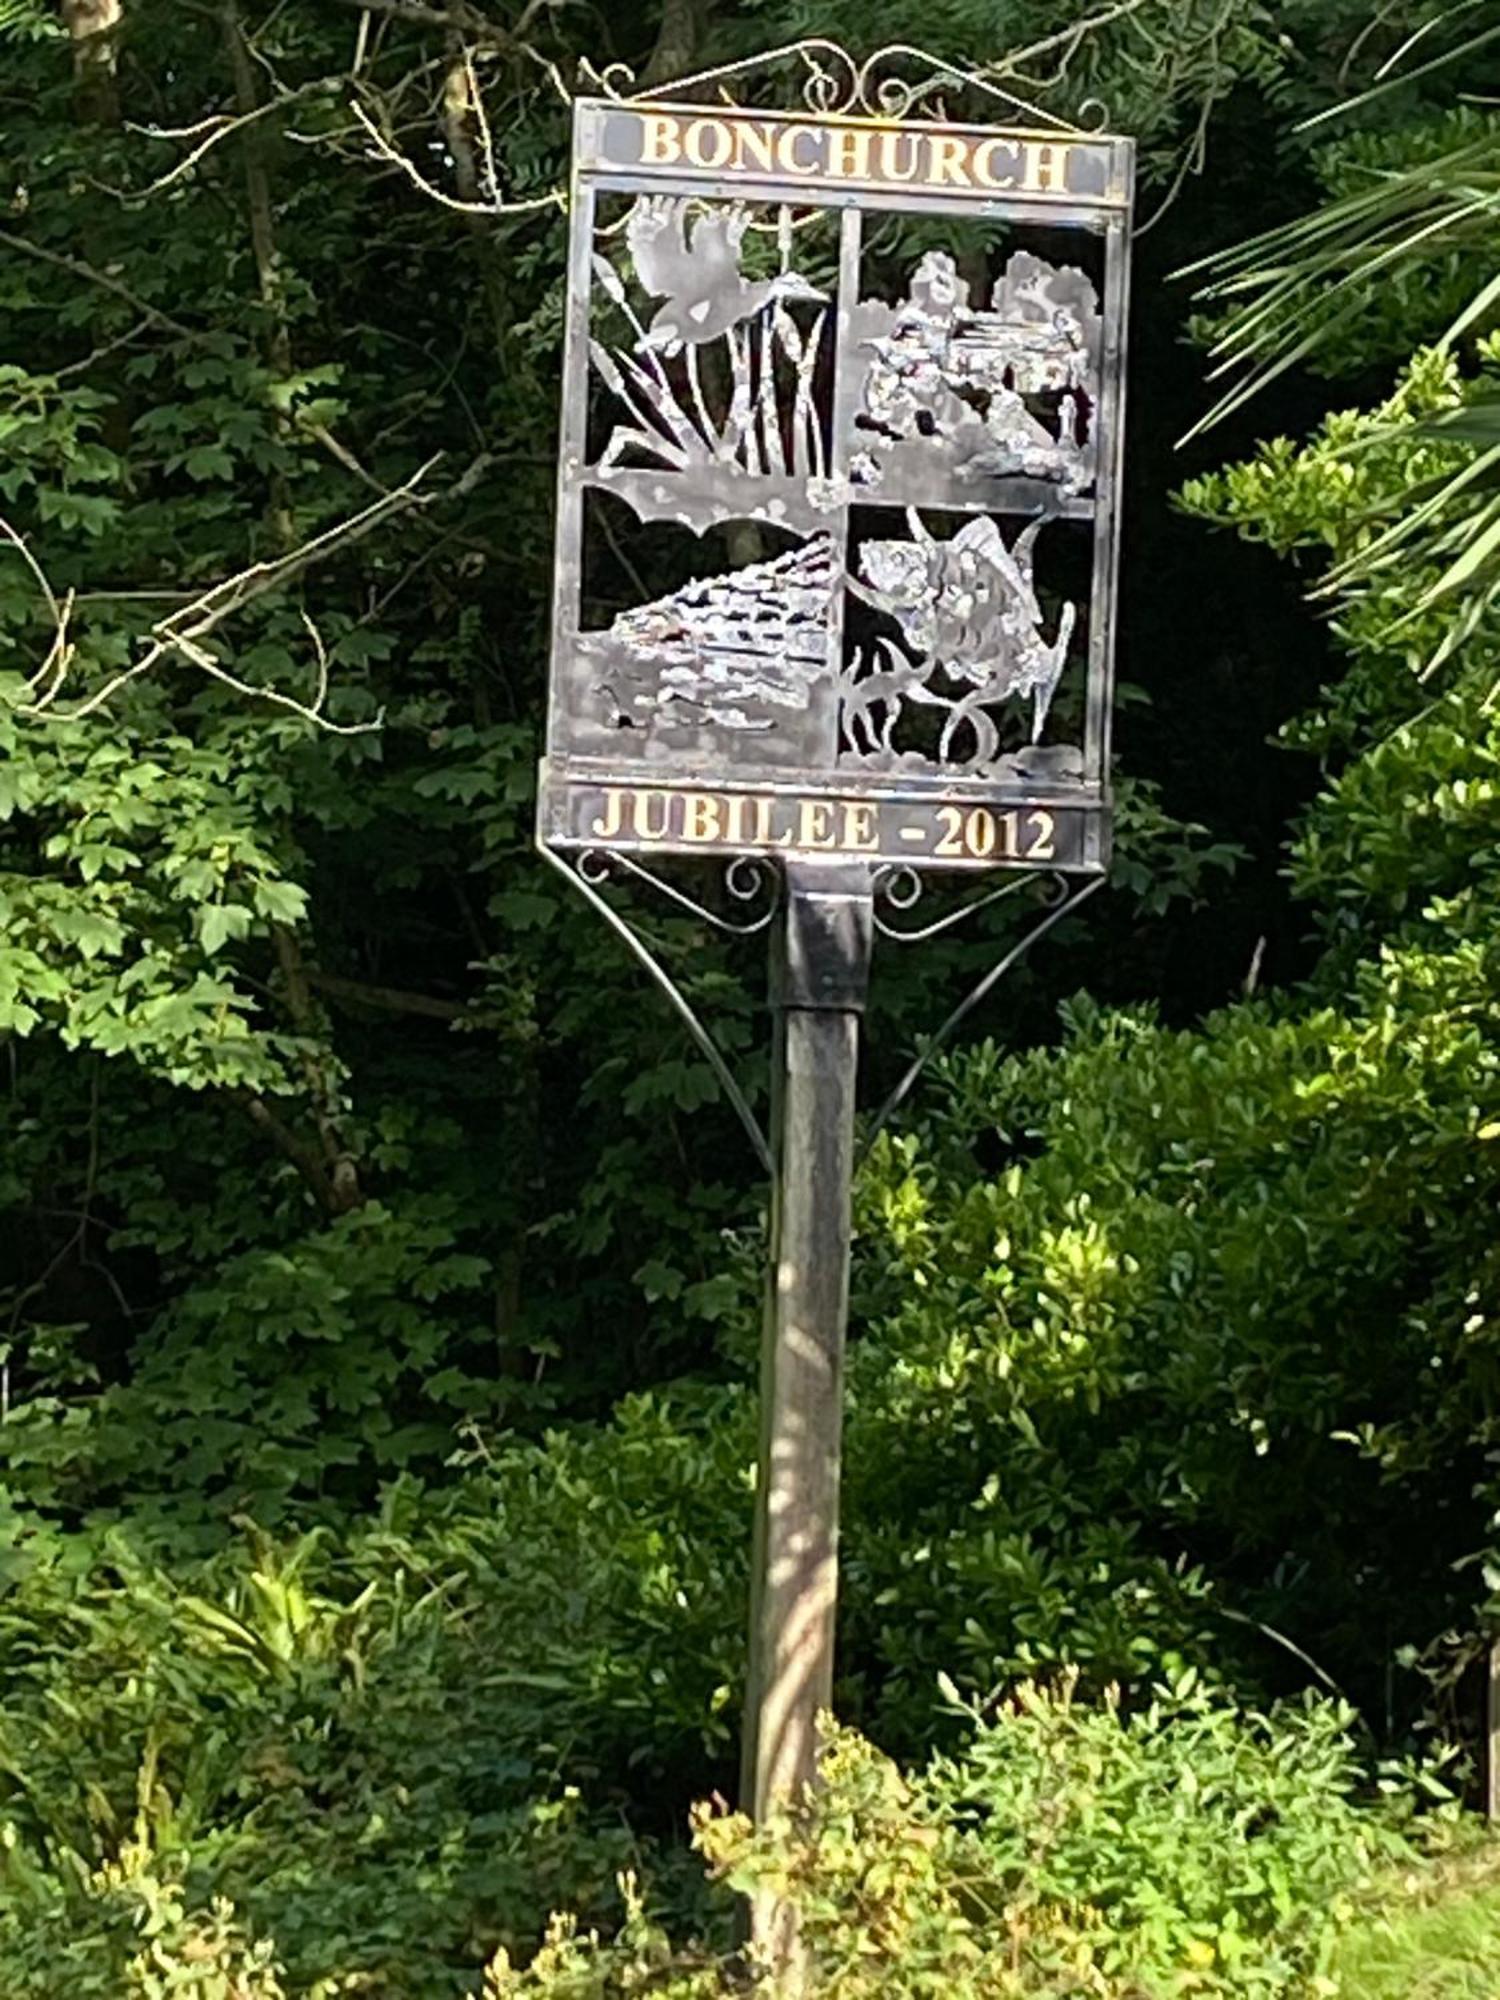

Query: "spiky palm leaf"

xmin=1181 ymin=19 xmax=1500 ymax=649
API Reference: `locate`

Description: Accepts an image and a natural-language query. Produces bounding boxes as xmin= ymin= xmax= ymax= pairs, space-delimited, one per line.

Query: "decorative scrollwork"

xmin=578 ymin=848 xmax=782 ymax=936
xmin=861 ymin=871 xmax=1103 ymax=1153
xmin=874 ymin=864 xmax=924 ymax=913
xmin=587 ymin=38 xmax=1102 ymax=133
xmin=541 ymin=844 xmax=776 ymax=1174
xmin=726 ymin=854 xmax=777 ymax=910
xmin=873 ymin=865 xmax=1035 ymax=943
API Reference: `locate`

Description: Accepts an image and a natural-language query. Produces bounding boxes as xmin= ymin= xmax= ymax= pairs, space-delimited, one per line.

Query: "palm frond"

xmin=1183 ymin=26 xmax=1500 ymax=656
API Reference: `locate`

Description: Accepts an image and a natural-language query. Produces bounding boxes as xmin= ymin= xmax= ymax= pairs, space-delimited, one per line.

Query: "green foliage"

xmin=1325 ymin=1847 xmax=1500 ymax=1999
xmin=8 ymin=3 xmax=1500 ymax=1994
xmin=0 ymin=1491 xmax=709 ymax=1995
xmin=490 ymin=1694 xmax=1446 ymax=1999
xmin=1184 ymin=45 xmax=1500 ymax=651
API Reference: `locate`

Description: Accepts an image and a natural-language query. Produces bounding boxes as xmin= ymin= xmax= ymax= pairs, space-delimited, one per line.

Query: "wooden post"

xmin=742 ymin=861 xmax=873 ymax=1977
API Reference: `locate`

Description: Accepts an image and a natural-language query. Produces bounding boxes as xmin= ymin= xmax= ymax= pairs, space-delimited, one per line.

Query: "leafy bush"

xmin=489 ymin=1690 xmax=1443 ymax=1999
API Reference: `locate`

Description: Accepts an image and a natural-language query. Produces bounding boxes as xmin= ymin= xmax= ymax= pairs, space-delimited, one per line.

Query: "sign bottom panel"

xmin=540 ymin=773 xmax=1108 ymax=873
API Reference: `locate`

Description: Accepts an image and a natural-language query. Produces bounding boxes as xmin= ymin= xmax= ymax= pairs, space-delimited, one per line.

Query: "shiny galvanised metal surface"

xmin=540 ymin=70 xmax=1133 ymax=882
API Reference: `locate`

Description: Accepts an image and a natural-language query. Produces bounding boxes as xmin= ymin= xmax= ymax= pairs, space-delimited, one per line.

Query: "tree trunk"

xmin=223 ymin=0 xmax=295 ymax=547
xmin=60 ymin=0 xmax=123 ymax=126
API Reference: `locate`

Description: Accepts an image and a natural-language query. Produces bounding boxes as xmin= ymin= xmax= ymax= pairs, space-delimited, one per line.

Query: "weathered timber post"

xmin=742 ymin=865 xmax=873 ymax=1864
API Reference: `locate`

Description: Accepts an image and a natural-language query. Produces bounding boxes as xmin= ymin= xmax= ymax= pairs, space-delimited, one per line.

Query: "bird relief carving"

xmin=588 ymin=195 xmax=832 ymax=527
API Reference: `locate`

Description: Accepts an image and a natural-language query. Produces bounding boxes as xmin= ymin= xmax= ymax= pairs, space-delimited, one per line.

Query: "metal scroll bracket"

xmin=862 ymin=867 xmax=1105 ymax=1158
xmin=538 ymin=839 xmax=779 ymax=1176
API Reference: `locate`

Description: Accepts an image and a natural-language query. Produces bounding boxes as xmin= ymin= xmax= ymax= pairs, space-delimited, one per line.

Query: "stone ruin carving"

xmin=850 ymin=249 xmax=1101 ymax=498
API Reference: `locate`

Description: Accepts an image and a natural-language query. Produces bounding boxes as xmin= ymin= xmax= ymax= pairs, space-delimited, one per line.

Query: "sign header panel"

xmin=576 ymin=103 xmax=1129 ymax=209
xmin=540 ymin=94 xmax=1134 ymax=875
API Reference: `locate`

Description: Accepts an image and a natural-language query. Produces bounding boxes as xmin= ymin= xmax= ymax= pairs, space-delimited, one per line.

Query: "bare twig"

xmin=0 ymin=517 xmax=75 ymax=698
xmin=7 ymin=457 xmax=440 ymax=727
xmin=464 ymin=45 xmax=500 ymax=203
xmin=349 ymin=98 xmax=561 ymax=216
xmin=52 ymin=316 xmax=160 ymax=380
xmin=111 ymin=77 xmax=337 ymax=202
xmin=985 ymin=0 xmax=1148 ymax=81
xmin=0 ymin=228 xmax=197 ymax=338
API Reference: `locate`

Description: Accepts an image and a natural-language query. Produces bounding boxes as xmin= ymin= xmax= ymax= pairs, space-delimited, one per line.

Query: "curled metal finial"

xmin=875 ymin=864 xmax=924 ymax=913
xmin=541 ymin=842 xmax=774 ymax=1175
xmin=577 ymin=57 xmax=640 ymax=100
xmin=798 ymin=43 xmax=860 ymax=115
xmin=608 ymin=37 xmax=1096 ymax=131
xmin=726 ymin=853 xmax=777 ymax=910
xmin=579 ymin=848 xmax=781 ymax=936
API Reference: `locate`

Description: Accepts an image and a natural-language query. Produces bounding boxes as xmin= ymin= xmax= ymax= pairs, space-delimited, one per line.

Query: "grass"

xmin=1327 ymin=1845 xmax=1500 ymax=1998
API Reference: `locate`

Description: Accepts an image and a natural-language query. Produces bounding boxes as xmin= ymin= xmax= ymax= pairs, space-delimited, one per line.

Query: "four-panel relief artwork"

xmin=553 ymin=174 xmax=1120 ymax=806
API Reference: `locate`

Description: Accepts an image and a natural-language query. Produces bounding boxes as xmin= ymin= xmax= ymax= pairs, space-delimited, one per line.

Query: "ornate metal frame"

xmin=577 ymin=38 xmax=1112 ymax=132
xmin=543 ymin=844 xmax=1103 ymax=1173
xmin=539 ymin=41 xmax=1128 ymax=1164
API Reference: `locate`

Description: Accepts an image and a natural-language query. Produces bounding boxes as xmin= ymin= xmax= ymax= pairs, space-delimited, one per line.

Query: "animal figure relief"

xmin=626 ymin=196 xmax=827 ymax=354
xmin=844 ymin=511 xmax=1076 ymax=763
xmin=852 ymin=249 xmax=1099 ymax=497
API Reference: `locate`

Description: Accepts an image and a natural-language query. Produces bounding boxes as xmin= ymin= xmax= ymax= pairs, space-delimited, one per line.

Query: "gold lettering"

xmin=934 ymin=805 xmax=965 ymax=858
xmin=1026 ymin=808 xmax=1057 ymax=860
xmin=732 ymin=120 xmax=777 ymax=174
xmin=797 ymin=799 xmax=836 ymax=849
xmin=722 ymin=793 xmax=750 ymax=844
xmin=841 ymin=801 xmax=878 ymax=851
xmin=776 ymin=124 xmax=820 ymax=176
xmin=876 ymin=130 xmax=920 ymax=183
xmin=630 ymin=788 xmax=672 ymax=841
xmin=971 ymin=138 xmax=1018 ymax=190
xmin=1020 ymin=141 xmax=1074 ymax=194
xmin=825 ymin=125 xmax=873 ymax=179
xmin=589 ymin=787 xmax=626 ymax=839
xmin=683 ymin=117 xmax=733 ymax=170
xmin=682 ymin=792 xmax=722 ymax=842
xmin=927 ymin=134 xmax=971 ymax=188
xmin=750 ymin=795 xmax=776 ymax=845
xmin=639 ymin=114 xmax=682 ymax=165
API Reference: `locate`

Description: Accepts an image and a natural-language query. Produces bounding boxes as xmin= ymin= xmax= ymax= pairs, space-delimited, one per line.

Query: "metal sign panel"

xmin=540 ymin=94 xmax=1133 ymax=875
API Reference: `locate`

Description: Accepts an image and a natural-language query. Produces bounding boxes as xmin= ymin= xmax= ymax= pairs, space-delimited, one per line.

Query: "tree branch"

xmin=0 ymin=228 xmax=198 ymax=339
xmin=325 ymin=0 xmax=517 ymax=45
xmin=349 ymin=98 xmax=561 ymax=217
xmin=305 ymin=969 xmax=466 ymax=1020
xmin=272 ymin=927 xmax=364 ymax=1214
xmin=4 ymin=454 xmax=440 ymax=725
xmin=108 ymin=76 xmax=338 ymax=203
xmin=640 ymin=0 xmax=702 ymax=89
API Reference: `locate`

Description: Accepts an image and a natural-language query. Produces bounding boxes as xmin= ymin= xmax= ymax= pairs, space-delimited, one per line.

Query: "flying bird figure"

xmin=626 ymin=195 xmax=826 ymax=354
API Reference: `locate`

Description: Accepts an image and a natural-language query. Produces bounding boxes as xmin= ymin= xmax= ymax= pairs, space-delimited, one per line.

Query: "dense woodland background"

xmin=4 ymin=0 xmax=1500 ymax=1992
